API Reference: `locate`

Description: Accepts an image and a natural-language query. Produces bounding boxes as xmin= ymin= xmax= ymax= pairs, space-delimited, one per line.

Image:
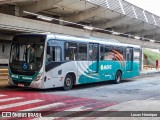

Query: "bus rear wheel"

xmin=114 ymin=71 xmax=121 ymax=84
xmin=63 ymin=74 xmax=73 ymax=90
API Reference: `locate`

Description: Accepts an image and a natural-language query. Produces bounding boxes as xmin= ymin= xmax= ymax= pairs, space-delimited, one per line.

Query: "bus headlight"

xmin=34 ymin=73 xmax=43 ymax=81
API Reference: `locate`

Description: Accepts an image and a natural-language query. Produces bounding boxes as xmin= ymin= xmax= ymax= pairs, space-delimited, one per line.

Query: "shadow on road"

xmin=1 ymin=79 xmax=135 ymax=93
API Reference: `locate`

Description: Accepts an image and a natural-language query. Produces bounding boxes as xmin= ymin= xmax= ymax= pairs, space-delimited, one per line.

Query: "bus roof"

xmin=49 ymin=34 xmax=141 ymax=49
xmin=15 ymin=33 xmax=141 ymax=49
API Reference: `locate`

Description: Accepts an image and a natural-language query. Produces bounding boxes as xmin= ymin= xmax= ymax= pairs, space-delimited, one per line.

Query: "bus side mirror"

xmin=47 ymin=46 xmax=50 ymax=54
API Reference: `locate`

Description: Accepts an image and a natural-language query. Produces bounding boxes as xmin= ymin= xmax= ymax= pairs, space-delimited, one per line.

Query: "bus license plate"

xmin=18 ymin=83 xmax=24 ymax=87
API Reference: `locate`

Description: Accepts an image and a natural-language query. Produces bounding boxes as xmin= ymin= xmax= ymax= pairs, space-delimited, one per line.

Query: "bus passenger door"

xmin=126 ymin=47 xmax=133 ymax=71
xmin=88 ymin=44 xmax=99 ymax=81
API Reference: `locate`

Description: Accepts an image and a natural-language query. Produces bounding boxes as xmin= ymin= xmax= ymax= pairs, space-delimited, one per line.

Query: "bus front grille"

xmin=13 ymin=80 xmax=31 ymax=87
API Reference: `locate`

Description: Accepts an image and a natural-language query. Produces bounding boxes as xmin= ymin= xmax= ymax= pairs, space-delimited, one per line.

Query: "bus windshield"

xmin=9 ymin=35 xmax=45 ymax=73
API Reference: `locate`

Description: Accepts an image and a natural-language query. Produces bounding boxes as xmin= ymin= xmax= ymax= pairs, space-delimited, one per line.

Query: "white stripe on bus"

xmin=0 ymin=99 xmax=43 ymax=110
xmin=0 ymin=97 xmax=23 ymax=102
xmin=21 ymin=102 xmax=65 ymax=111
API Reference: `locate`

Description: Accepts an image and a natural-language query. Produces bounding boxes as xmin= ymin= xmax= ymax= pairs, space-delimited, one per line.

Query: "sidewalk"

xmin=0 ymin=76 xmax=8 ymax=87
xmin=95 ymin=100 xmax=160 ymax=120
xmin=0 ymin=68 xmax=8 ymax=87
xmin=140 ymin=68 xmax=160 ymax=76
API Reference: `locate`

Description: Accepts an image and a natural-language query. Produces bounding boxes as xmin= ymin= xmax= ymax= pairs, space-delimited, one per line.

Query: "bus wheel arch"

xmin=114 ymin=70 xmax=122 ymax=84
xmin=63 ymin=72 xmax=76 ymax=90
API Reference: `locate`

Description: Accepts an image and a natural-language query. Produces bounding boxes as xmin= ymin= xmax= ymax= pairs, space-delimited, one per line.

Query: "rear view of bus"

xmin=8 ymin=34 xmax=46 ymax=88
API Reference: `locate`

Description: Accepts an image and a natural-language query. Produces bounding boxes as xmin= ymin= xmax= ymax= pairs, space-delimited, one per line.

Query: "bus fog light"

xmin=34 ymin=73 xmax=43 ymax=81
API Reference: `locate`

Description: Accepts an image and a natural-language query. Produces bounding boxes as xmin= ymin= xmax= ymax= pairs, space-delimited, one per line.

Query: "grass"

xmin=143 ymin=48 xmax=160 ymax=67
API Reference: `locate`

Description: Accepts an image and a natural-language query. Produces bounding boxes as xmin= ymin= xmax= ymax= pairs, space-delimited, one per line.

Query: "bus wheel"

xmin=63 ymin=74 xmax=73 ymax=90
xmin=114 ymin=71 xmax=121 ymax=84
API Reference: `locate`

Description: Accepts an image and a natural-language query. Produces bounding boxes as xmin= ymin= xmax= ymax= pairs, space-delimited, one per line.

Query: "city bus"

xmin=8 ymin=33 xmax=141 ymax=90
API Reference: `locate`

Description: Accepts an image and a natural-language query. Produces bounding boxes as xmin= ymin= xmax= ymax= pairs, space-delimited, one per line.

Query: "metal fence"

xmin=86 ymin=0 xmax=160 ymax=27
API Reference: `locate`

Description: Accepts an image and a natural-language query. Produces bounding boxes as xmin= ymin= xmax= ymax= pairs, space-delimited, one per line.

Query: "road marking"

xmin=0 ymin=99 xmax=43 ymax=110
xmin=147 ymin=98 xmax=155 ymax=100
xmin=21 ymin=102 xmax=65 ymax=111
xmin=0 ymin=97 xmax=23 ymax=102
xmin=43 ymin=106 xmax=92 ymax=119
xmin=69 ymin=117 xmax=86 ymax=120
xmin=64 ymin=106 xmax=91 ymax=111
xmin=0 ymin=92 xmax=117 ymax=119
xmin=33 ymin=117 xmax=56 ymax=120
xmin=0 ymin=94 xmax=7 ymax=97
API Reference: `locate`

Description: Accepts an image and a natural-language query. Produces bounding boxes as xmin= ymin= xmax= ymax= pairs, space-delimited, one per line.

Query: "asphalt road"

xmin=1 ymin=74 xmax=160 ymax=104
xmin=1 ymin=74 xmax=160 ymax=119
xmin=44 ymin=74 xmax=160 ymax=103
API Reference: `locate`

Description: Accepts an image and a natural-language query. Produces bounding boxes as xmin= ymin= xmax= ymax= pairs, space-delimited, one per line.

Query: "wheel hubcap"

xmin=66 ymin=78 xmax=71 ymax=87
xmin=116 ymin=73 xmax=120 ymax=82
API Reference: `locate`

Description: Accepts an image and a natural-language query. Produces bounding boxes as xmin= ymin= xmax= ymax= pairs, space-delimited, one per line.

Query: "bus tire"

xmin=63 ymin=74 xmax=73 ymax=90
xmin=114 ymin=71 xmax=121 ymax=84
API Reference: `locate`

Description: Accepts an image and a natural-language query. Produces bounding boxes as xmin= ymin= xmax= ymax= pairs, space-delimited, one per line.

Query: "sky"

xmin=125 ymin=0 xmax=160 ymax=16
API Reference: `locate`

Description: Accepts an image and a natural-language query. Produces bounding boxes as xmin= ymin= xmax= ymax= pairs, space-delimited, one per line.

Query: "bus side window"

xmin=52 ymin=47 xmax=61 ymax=62
xmin=46 ymin=46 xmax=62 ymax=65
xmin=65 ymin=42 xmax=77 ymax=61
xmin=78 ymin=43 xmax=87 ymax=60
xmin=134 ymin=49 xmax=140 ymax=62
xmin=47 ymin=45 xmax=50 ymax=55
xmin=46 ymin=46 xmax=52 ymax=64
xmin=114 ymin=47 xmax=124 ymax=61
xmin=100 ymin=45 xmax=104 ymax=60
xmin=104 ymin=46 xmax=114 ymax=60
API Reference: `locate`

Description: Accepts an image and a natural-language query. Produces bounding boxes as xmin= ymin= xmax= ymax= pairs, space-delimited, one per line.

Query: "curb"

xmin=140 ymin=71 xmax=160 ymax=76
xmin=0 ymin=79 xmax=8 ymax=87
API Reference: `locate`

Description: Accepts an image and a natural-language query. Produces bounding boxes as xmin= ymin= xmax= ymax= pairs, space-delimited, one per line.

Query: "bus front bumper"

xmin=8 ymin=76 xmax=44 ymax=89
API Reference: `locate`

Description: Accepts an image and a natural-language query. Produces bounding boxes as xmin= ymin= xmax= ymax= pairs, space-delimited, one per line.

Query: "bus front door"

xmin=88 ymin=44 xmax=99 ymax=82
xmin=126 ymin=47 xmax=133 ymax=71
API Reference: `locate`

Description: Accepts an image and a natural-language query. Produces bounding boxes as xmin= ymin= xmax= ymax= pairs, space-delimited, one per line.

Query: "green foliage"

xmin=143 ymin=48 xmax=160 ymax=66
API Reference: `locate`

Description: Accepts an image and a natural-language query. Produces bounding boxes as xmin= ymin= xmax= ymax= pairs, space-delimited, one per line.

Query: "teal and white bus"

xmin=8 ymin=33 xmax=141 ymax=90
